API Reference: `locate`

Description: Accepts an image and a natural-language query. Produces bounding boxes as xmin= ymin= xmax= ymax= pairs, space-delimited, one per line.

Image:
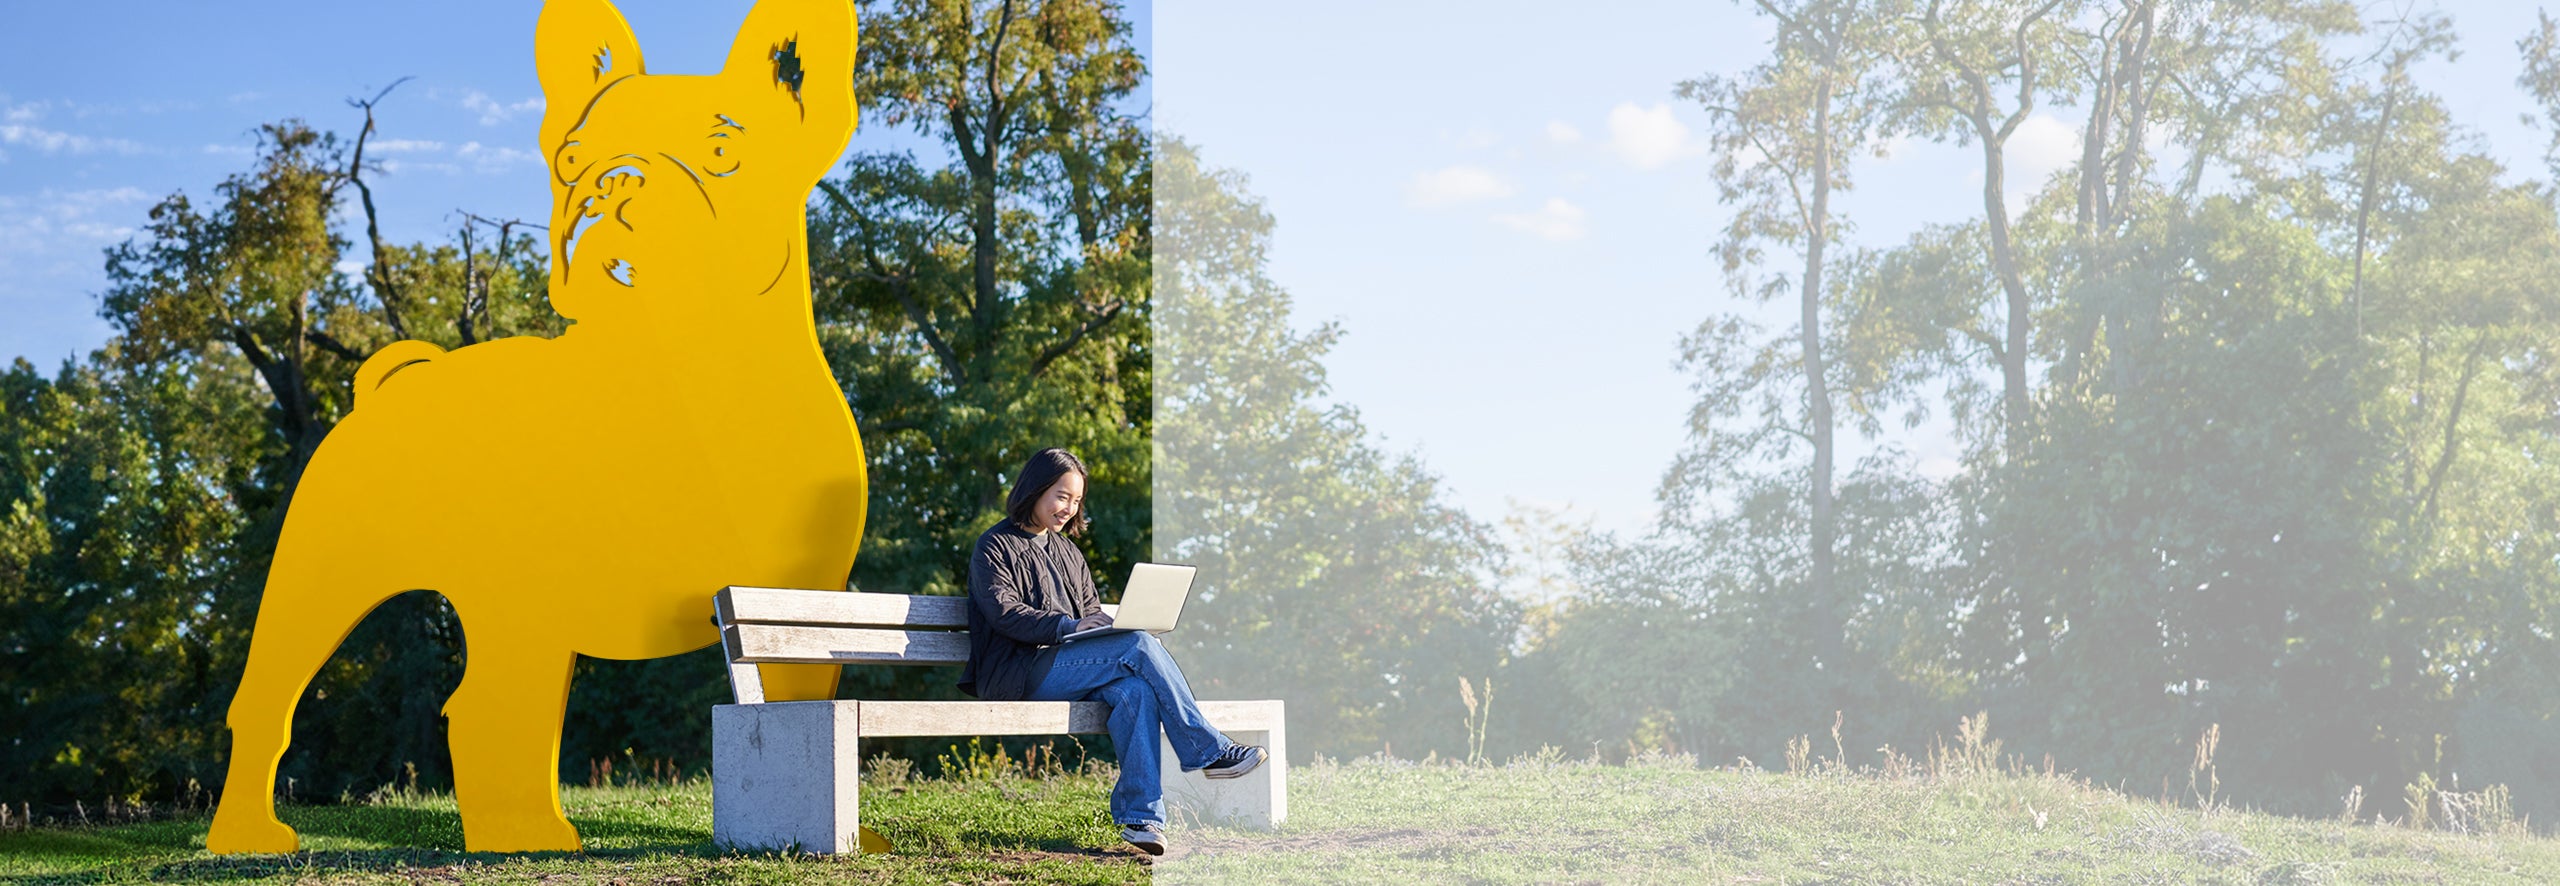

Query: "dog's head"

xmin=534 ymin=0 xmax=856 ymax=319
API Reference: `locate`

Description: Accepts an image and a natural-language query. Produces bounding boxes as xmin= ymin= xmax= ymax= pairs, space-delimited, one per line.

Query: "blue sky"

xmin=4 ymin=0 xmax=2555 ymax=557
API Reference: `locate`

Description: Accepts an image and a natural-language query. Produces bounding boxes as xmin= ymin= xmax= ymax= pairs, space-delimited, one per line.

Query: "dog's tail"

xmin=353 ymin=340 xmax=446 ymax=409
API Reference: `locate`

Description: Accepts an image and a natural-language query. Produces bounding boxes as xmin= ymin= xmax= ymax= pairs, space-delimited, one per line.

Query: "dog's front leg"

xmin=445 ymin=634 xmax=581 ymax=852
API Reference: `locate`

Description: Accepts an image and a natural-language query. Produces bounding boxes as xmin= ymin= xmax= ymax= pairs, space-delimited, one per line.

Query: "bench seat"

xmin=707 ymin=586 xmax=1288 ymax=853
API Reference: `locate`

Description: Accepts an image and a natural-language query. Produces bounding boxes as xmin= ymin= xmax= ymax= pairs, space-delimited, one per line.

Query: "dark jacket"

xmin=959 ymin=520 xmax=1101 ymax=700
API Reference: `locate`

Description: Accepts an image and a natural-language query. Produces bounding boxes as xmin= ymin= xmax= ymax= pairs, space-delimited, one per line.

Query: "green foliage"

xmin=817 ymin=0 xmax=1153 ymax=601
xmin=0 ymin=356 xmax=253 ymax=805
xmin=1528 ymin=0 xmax=2560 ymax=825
xmin=1151 ymin=140 xmax=1516 ymax=761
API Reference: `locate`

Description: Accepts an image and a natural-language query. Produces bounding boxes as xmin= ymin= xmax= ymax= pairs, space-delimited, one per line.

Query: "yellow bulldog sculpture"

xmin=207 ymin=0 xmax=866 ymax=854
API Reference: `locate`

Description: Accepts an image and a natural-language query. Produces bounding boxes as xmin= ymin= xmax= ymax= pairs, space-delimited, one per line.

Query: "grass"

xmin=9 ymin=745 xmax=2560 ymax=884
xmin=0 ymin=764 xmax=1153 ymax=885
xmin=1160 ymin=749 xmax=2560 ymax=884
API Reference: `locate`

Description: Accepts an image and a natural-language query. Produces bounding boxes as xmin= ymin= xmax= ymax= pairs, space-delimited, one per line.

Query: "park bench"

xmin=706 ymin=586 xmax=1288 ymax=853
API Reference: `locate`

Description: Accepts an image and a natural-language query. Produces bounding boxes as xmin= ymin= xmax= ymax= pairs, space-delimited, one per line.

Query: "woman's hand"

xmin=1074 ymin=612 xmax=1114 ymax=633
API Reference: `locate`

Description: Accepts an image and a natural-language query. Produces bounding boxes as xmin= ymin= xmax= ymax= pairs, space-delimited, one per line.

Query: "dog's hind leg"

xmin=206 ymin=555 xmax=410 ymax=854
xmin=443 ymin=617 xmax=580 ymax=852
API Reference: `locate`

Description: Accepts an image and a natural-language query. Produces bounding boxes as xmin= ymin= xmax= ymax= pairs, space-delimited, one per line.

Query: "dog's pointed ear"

xmin=535 ymin=0 xmax=645 ymax=147
xmin=722 ymin=0 xmax=858 ymax=172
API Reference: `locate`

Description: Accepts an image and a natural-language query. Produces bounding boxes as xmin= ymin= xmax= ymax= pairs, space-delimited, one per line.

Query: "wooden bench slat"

xmin=716 ymin=586 xmax=1121 ymax=630
xmin=724 ymin=624 xmax=972 ymax=666
xmin=718 ymin=587 xmax=970 ymax=628
xmin=861 ymin=700 xmax=1114 ymax=736
xmin=728 ymin=699 xmax=1282 ymax=737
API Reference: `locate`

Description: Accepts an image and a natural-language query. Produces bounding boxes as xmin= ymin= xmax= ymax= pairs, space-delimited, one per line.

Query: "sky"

xmin=1158 ymin=0 xmax=2560 ymax=546
xmin=4 ymin=0 xmax=2556 ymax=555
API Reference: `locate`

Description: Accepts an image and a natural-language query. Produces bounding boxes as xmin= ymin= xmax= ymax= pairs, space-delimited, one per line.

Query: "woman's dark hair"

xmin=1005 ymin=448 xmax=1091 ymax=536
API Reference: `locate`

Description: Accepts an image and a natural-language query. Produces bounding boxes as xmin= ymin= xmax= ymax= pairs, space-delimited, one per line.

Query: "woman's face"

xmin=1031 ymin=471 xmax=1086 ymax=534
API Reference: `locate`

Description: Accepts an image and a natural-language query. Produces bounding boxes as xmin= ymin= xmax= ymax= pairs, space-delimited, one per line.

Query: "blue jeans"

xmin=1024 ymin=631 xmax=1233 ymax=826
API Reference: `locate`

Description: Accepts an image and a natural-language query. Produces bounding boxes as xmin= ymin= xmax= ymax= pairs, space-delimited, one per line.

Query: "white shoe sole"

xmin=1122 ymin=830 xmax=1166 ymax=856
xmin=1202 ymin=746 xmax=1266 ymax=780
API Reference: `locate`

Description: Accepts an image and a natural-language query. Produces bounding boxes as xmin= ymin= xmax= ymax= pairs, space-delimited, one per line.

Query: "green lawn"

xmin=1163 ymin=753 xmax=2560 ymax=884
xmin=0 ymin=768 xmax=1151 ymax=885
xmin=8 ymin=753 xmax=2560 ymax=884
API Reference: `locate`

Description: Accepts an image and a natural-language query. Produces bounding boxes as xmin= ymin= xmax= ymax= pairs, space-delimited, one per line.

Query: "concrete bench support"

xmin=711 ymin=701 xmax=863 ymax=853
xmin=710 ymin=698 xmax=1286 ymax=852
xmin=1159 ymin=699 xmax=1287 ymax=829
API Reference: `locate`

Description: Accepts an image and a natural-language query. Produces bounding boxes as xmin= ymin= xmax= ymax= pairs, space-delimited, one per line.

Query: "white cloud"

xmin=1606 ymin=102 xmax=1696 ymax=170
xmin=0 ymin=187 xmax=154 ymax=276
xmin=67 ymin=99 xmax=196 ymax=118
xmin=370 ymin=138 xmax=446 ymax=153
xmin=2004 ymin=113 xmax=2081 ymax=210
xmin=0 ymin=123 xmax=145 ymax=156
xmin=457 ymin=141 xmax=541 ymax=173
xmin=461 ymin=91 xmax=545 ymax=126
xmin=0 ymin=101 xmax=146 ymax=156
xmin=1545 ymin=121 xmax=1583 ymax=145
xmin=380 ymin=158 xmax=463 ymax=176
xmin=1491 ymin=197 xmax=1587 ymax=242
xmin=361 ymin=140 xmax=540 ymax=176
xmin=201 ymin=143 xmax=254 ymax=157
xmin=1406 ymin=165 xmax=1513 ymax=207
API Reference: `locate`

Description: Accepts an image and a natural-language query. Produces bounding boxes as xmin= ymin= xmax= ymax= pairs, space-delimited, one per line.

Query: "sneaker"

xmin=1201 ymin=744 xmax=1266 ymax=780
xmin=1121 ymin=821 xmax=1166 ymax=856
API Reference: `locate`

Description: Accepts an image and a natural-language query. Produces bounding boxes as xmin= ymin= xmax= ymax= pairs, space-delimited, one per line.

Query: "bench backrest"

xmin=713 ymin=586 xmax=1115 ymax=703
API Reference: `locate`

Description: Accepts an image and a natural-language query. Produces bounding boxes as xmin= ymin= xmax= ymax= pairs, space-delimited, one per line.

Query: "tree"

xmin=1664 ymin=0 xmax=1918 ymax=741
xmin=1898 ymin=0 xmax=2079 ymax=459
xmin=814 ymin=0 xmax=1153 ymax=600
xmin=1903 ymin=0 xmax=2560 ymax=812
xmin=46 ymin=114 xmax=558 ymax=803
xmin=0 ymin=355 xmax=258 ymax=804
xmin=1152 ymin=138 xmax=1515 ymax=760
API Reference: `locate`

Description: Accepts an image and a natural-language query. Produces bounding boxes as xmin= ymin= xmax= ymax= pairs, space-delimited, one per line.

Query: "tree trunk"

xmin=2104 ymin=0 xmax=2159 ymax=395
xmin=1977 ymin=115 xmax=2032 ymax=460
xmin=1804 ymin=73 xmax=1843 ymax=680
xmin=2352 ymin=81 xmax=2402 ymax=341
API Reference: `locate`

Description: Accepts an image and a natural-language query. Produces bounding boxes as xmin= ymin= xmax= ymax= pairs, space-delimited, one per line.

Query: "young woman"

xmin=959 ymin=448 xmax=1264 ymax=855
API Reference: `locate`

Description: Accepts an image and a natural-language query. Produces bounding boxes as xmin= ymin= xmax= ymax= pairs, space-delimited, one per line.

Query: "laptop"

xmin=1061 ymin=563 xmax=1197 ymax=642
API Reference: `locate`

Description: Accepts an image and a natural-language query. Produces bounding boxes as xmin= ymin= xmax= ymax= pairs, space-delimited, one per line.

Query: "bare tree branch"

xmin=1028 ymin=298 xmax=1126 ymax=379
xmin=347 ymin=76 xmax=417 ymax=342
xmin=2415 ymin=328 xmax=2492 ymax=532
xmin=818 ymin=179 xmax=966 ymax=383
xmin=306 ymin=328 xmax=369 ymax=364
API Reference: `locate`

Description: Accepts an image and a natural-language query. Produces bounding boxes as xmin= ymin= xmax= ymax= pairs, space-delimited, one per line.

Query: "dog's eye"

xmin=770 ymin=40 xmax=805 ymax=99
